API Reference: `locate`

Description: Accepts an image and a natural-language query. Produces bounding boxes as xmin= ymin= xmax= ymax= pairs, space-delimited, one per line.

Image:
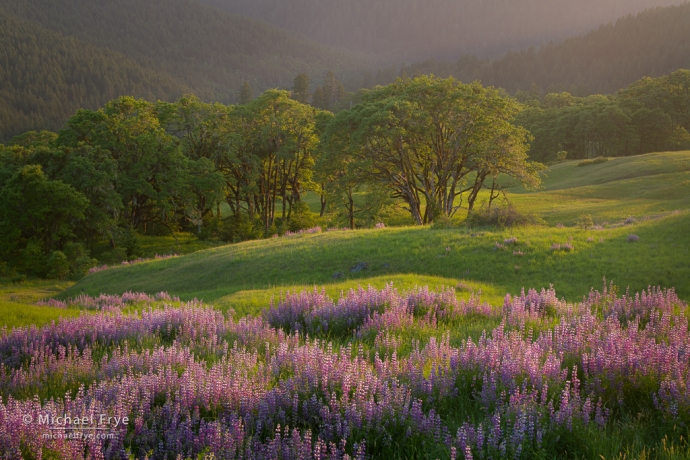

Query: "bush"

xmin=19 ymin=240 xmax=47 ymax=277
xmin=220 ymin=214 xmax=264 ymax=242
xmin=115 ymin=227 xmax=141 ymax=260
xmin=466 ymin=205 xmax=543 ymax=228
xmin=576 ymin=213 xmax=594 ymax=230
xmin=98 ymin=248 xmax=127 ymax=265
xmin=556 ymin=150 xmax=568 ymax=162
xmin=197 ymin=214 xmax=223 ymax=240
xmin=63 ymin=242 xmax=97 ymax=279
xmin=10 ymin=275 xmax=26 ymax=284
xmin=46 ymin=251 xmax=70 ymax=280
xmin=288 ymin=201 xmax=317 ymax=232
xmin=430 ymin=215 xmax=457 ymax=229
xmin=578 ymin=157 xmax=609 ymax=167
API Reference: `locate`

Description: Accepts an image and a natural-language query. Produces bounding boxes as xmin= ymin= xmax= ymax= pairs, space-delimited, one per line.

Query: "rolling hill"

xmin=62 ymin=151 xmax=690 ymax=314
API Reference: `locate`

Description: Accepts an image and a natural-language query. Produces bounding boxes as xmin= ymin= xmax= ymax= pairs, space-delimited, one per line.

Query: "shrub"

xmin=46 ymin=251 xmax=70 ymax=280
xmin=288 ymin=200 xmax=317 ymax=232
xmin=431 ymin=215 xmax=456 ymax=229
xmin=19 ymin=240 xmax=46 ymax=277
xmin=10 ymin=274 xmax=26 ymax=284
xmin=63 ymin=242 xmax=97 ymax=279
xmin=577 ymin=213 xmax=594 ymax=230
xmin=556 ymin=150 xmax=568 ymax=162
xmin=578 ymin=157 xmax=609 ymax=167
xmin=114 ymin=227 xmax=141 ymax=260
xmin=220 ymin=214 xmax=264 ymax=242
xmin=197 ymin=214 xmax=223 ymax=240
xmin=466 ymin=205 xmax=542 ymax=228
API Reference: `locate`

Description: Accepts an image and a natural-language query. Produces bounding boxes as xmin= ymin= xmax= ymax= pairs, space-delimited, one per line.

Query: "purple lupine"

xmin=1 ymin=282 xmax=687 ymax=459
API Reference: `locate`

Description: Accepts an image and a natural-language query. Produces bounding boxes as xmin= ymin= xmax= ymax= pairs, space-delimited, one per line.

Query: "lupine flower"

xmin=1 ymin=282 xmax=687 ymax=459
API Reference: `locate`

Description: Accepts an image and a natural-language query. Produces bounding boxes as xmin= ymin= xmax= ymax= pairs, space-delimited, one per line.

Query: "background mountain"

xmin=198 ymin=0 xmax=684 ymax=61
xmin=2 ymin=0 xmax=690 ymax=142
xmin=396 ymin=2 xmax=690 ymax=95
xmin=0 ymin=0 xmax=365 ymax=99
xmin=0 ymin=0 xmax=366 ymax=141
xmin=0 ymin=11 xmax=189 ymax=142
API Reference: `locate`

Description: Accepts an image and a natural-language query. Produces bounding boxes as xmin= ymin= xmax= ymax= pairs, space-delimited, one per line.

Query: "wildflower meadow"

xmin=1 ymin=282 xmax=688 ymax=459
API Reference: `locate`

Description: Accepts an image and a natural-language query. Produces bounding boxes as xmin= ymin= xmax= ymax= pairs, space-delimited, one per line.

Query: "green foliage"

xmin=578 ymin=157 xmax=610 ymax=167
xmin=220 ymin=214 xmax=265 ymax=243
xmin=115 ymin=228 xmax=142 ymax=261
xmin=576 ymin=213 xmax=594 ymax=230
xmin=62 ymin=242 xmax=97 ymax=279
xmin=0 ymin=0 xmax=363 ymax=141
xmin=291 ymin=73 xmax=311 ymax=104
xmin=0 ymin=11 xmax=186 ymax=143
xmin=465 ymin=205 xmax=542 ymax=229
xmin=556 ymin=151 xmax=568 ymax=162
xmin=288 ymin=201 xmax=317 ymax=232
xmin=46 ymin=251 xmax=70 ymax=280
xmin=0 ymin=164 xmax=88 ymax=275
xmin=323 ymin=76 xmax=542 ymax=225
xmin=238 ymin=81 xmax=254 ymax=105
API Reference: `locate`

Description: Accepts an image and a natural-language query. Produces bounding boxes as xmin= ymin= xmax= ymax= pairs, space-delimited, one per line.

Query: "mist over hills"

xmin=0 ymin=0 xmax=364 ymax=100
xmin=0 ymin=11 xmax=189 ymax=142
xmin=2 ymin=0 xmax=690 ymax=141
xmin=198 ymin=0 xmax=684 ymax=61
xmin=398 ymin=2 xmax=690 ymax=95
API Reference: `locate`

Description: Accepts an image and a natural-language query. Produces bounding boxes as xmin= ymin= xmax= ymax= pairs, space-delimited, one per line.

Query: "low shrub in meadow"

xmin=0 ymin=283 xmax=687 ymax=459
xmin=466 ymin=206 xmax=542 ymax=228
xmin=578 ymin=157 xmax=609 ymax=167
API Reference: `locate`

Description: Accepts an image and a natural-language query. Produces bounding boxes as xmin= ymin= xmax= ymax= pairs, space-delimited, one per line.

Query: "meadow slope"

xmin=63 ymin=152 xmax=690 ymax=315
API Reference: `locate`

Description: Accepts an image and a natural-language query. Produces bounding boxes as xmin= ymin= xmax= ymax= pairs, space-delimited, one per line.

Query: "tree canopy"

xmin=323 ymin=76 xmax=542 ymax=224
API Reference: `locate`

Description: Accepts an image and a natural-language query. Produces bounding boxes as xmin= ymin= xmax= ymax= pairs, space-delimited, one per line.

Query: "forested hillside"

xmin=0 ymin=0 xmax=363 ymax=119
xmin=0 ymin=11 xmax=188 ymax=143
xmin=399 ymin=2 xmax=690 ymax=95
xmin=199 ymin=0 xmax=683 ymax=61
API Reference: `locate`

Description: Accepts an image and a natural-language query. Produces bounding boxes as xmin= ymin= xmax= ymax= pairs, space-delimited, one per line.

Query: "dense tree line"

xmin=395 ymin=2 xmax=690 ymax=96
xmin=516 ymin=70 xmax=690 ymax=161
xmin=199 ymin=0 xmax=680 ymax=61
xmin=0 ymin=77 xmax=539 ymax=278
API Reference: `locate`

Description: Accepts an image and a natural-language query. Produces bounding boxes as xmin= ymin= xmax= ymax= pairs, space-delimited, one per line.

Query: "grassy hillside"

xmin=0 ymin=279 xmax=79 ymax=328
xmin=62 ymin=151 xmax=690 ymax=315
xmin=0 ymin=11 xmax=188 ymax=142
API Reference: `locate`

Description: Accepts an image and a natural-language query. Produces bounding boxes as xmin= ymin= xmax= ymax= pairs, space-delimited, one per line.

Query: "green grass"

xmin=61 ymin=151 xmax=690 ymax=315
xmin=92 ymin=232 xmax=224 ymax=261
xmin=0 ymin=279 xmax=79 ymax=328
xmin=508 ymin=152 xmax=690 ymax=225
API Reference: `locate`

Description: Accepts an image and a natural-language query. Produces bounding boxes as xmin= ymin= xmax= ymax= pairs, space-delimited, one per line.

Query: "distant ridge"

xmin=0 ymin=0 xmax=365 ymax=101
xmin=400 ymin=2 xmax=690 ymax=95
xmin=0 ymin=11 xmax=188 ymax=142
xmin=199 ymin=0 xmax=684 ymax=61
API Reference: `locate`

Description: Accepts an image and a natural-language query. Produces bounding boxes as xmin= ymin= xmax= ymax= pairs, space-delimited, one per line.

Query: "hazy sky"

xmin=200 ymin=0 xmax=685 ymax=60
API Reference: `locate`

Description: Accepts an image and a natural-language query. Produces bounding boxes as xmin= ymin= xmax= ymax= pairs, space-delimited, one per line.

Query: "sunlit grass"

xmin=0 ymin=279 xmax=79 ymax=328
